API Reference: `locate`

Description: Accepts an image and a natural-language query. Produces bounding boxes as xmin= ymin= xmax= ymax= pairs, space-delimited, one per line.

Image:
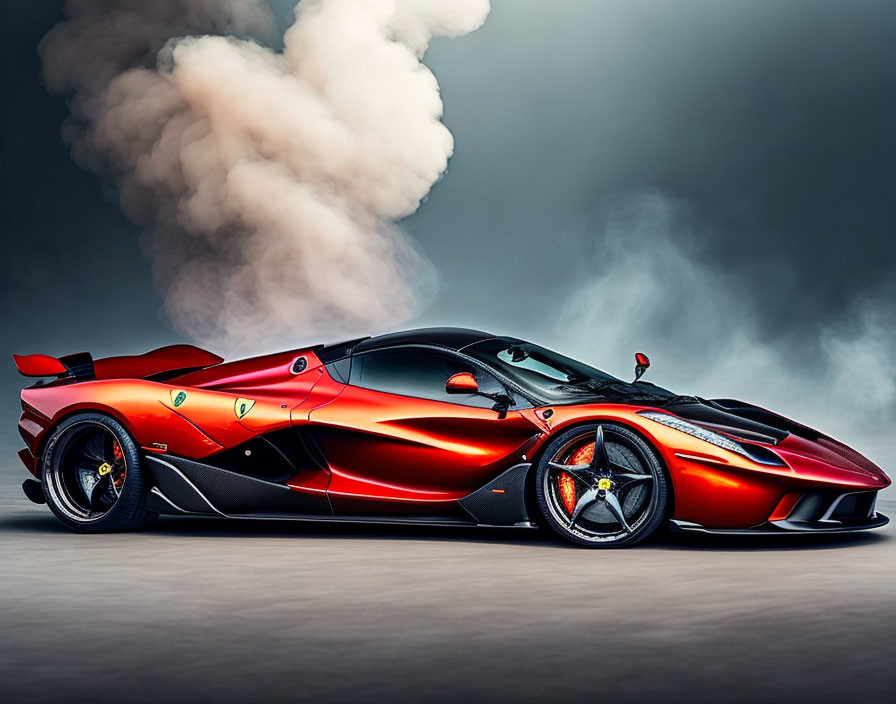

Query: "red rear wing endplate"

xmin=12 ymin=354 xmax=68 ymax=377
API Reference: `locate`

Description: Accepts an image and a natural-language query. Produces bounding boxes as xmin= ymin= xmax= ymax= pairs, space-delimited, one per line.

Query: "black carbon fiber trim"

xmin=203 ymin=430 xmax=297 ymax=483
xmin=202 ymin=428 xmax=329 ymax=481
xmin=147 ymin=488 xmax=188 ymax=515
xmin=59 ymin=352 xmax=95 ymax=380
xmin=146 ymin=457 xmax=217 ymax=514
xmin=162 ymin=455 xmax=331 ymax=516
xmin=458 ymin=463 xmax=531 ymax=526
xmin=829 ymin=492 xmax=876 ymax=520
xmin=673 ymin=512 xmax=889 ymax=534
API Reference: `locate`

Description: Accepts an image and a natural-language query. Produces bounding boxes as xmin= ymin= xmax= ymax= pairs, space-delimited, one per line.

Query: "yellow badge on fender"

xmin=234 ymin=397 xmax=255 ymax=420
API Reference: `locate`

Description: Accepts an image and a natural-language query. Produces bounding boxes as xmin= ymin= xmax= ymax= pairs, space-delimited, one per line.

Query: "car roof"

xmin=315 ymin=327 xmax=501 ymax=364
xmin=352 ymin=327 xmax=496 ymax=354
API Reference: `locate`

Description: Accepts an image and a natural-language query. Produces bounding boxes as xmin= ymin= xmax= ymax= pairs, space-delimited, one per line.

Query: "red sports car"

xmin=13 ymin=327 xmax=890 ymax=547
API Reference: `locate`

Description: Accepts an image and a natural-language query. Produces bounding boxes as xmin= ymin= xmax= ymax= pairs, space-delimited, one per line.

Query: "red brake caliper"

xmin=557 ymin=442 xmax=595 ymax=515
xmin=558 ymin=473 xmax=577 ymax=514
xmin=112 ymin=441 xmax=124 ymax=488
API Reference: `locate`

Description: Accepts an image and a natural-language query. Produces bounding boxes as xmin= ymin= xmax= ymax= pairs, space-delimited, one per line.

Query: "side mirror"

xmin=634 ymin=352 xmax=650 ymax=382
xmin=446 ymin=372 xmax=479 ymax=394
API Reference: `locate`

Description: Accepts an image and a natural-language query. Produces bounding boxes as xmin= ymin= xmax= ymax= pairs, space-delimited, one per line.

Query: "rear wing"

xmin=12 ymin=345 xmax=224 ymax=381
xmin=11 ymin=354 xmax=68 ymax=377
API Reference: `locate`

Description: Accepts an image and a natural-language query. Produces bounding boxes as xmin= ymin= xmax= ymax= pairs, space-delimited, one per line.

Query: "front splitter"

xmin=670 ymin=513 xmax=889 ymax=535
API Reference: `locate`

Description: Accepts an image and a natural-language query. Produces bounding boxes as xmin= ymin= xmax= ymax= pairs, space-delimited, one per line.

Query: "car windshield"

xmin=463 ymin=338 xmax=679 ymax=404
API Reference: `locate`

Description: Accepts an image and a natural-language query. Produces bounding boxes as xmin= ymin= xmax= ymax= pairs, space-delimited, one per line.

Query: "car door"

xmin=308 ymin=346 xmax=543 ymax=515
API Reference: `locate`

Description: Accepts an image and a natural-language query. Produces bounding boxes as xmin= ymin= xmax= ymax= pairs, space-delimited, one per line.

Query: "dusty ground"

xmin=1 ymin=459 xmax=894 ymax=704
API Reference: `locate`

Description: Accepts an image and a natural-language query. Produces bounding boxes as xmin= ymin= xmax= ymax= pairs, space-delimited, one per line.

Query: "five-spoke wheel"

xmin=41 ymin=413 xmax=151 ymax=532
xmin=535 ymin=423 xmax=668 ymax=547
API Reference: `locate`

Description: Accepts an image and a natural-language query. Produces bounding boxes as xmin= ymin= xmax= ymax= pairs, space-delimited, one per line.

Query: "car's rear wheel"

xmin=41 ymin=413 xmax=152 ymax=532
xmin=535 ymin=423 xmax=668 ymax=547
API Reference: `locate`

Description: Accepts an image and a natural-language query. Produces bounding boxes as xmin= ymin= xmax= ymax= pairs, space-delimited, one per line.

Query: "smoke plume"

xmin=554 ymin=194 xmax=896 ymax=459
xmin=40 ymin=0 xmax=490 ymax=354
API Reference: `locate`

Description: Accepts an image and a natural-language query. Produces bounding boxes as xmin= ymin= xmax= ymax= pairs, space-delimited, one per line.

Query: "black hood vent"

xmin=665 ymin=399 xmax=797 ymax=444
xmin=707 ymin=399 xmax=821 ymax=442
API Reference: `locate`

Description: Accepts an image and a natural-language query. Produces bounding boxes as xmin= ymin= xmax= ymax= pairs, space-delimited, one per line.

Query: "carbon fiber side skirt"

xmin=145 ymin=454 xmax=331 ymax=517
xmin=458 ymin=463 xmax=533 ymax=526
xmin=147 ymin=454 xmax=538 ymax=528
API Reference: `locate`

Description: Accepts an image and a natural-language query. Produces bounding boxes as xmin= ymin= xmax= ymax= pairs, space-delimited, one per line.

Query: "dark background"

xmin=1 ymin=4 xmax=895 ymax=704
xmin=3 ymin=1 xmax=896 ymax=457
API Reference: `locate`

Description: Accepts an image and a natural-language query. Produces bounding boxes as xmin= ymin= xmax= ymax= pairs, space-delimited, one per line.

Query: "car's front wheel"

xmin=41 ymin=412 xmax=152 ymax=532
xmin=535 ymin=423 xmax=668 ymax=547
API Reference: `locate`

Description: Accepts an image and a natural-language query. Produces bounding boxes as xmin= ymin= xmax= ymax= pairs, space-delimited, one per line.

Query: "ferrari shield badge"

xmin=171 ymin=390 xmax=187 ymax=408
xmin=234 ymin=397 xmax=255 ymax=420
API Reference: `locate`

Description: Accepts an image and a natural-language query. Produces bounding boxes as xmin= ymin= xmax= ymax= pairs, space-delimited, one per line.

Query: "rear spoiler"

xmin=11 ymin=354 xmax=68 ymax=377
xmin=12 ymin=345 xmax=224 ymax=381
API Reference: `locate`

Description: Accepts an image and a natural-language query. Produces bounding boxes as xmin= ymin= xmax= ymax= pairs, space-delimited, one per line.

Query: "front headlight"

xmin=637 ymin=410 xmax=787 ymax=466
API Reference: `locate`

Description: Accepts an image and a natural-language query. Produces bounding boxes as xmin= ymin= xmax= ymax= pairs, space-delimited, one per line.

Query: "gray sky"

xmin=410 ymin=0 xmax=896 ymax=334
xmin=2 ymin=0 xmax=895 ymax=454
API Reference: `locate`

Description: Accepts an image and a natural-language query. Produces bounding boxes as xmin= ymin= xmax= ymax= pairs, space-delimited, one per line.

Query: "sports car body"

xmin=13 ymin=327 xmax=891 ymax=546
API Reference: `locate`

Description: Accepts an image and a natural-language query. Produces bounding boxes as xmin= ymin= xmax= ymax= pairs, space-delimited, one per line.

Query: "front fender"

xmin=525 ymin=404 xmax=887 ymax=529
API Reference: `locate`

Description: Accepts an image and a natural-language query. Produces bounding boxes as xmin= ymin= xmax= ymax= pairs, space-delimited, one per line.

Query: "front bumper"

xmin=672 ymin=489 xmax=889 ymax=535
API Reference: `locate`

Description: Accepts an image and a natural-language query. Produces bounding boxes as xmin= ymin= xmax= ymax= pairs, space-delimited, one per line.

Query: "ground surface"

xmin=1 ymin=459 xmax=894 ymax=704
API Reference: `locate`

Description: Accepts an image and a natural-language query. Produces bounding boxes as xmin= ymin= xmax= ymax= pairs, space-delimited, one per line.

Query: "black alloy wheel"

xmin=41 ymin=413 xmax=152 ymax=532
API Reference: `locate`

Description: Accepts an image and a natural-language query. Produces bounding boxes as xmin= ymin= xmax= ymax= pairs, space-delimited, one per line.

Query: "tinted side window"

xmin=350 ymin=348 xmax=505 ymax=407
xmin=324 ymin=357 xmax=351 ymax=383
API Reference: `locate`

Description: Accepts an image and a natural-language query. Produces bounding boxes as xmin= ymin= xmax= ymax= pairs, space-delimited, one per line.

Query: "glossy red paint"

xmin=18 ymin=349 xmax=328 ymax=457
xmin=15 ymin=338 xmax=890 ymax=530
xmin=93 ymin=345 xmax=223 ymax=379
xmin=12 ymin=354 xmax=67 ymax=377
xmin=174 ymin=349 xmax=322 ymax=391
xmin=307 ymin=383 xmax=541 ymax=514
xmin=445 ymin=372 xmax=479 ymax=393
xmin=769 ymin=491 xmax=804 ymax=522
xmin=13 ymin=346 xmax=223 ymax=380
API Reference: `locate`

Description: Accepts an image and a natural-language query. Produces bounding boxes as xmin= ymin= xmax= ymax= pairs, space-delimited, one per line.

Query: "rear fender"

xmin=19 ymin=380 xmax=225 ymax=462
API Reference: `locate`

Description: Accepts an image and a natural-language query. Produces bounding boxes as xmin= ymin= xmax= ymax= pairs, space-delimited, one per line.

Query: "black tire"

xmin=40 ymin=412 xmax=151 ymax=532
xmin=534 ymin=422 xmax=669 ymax=547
